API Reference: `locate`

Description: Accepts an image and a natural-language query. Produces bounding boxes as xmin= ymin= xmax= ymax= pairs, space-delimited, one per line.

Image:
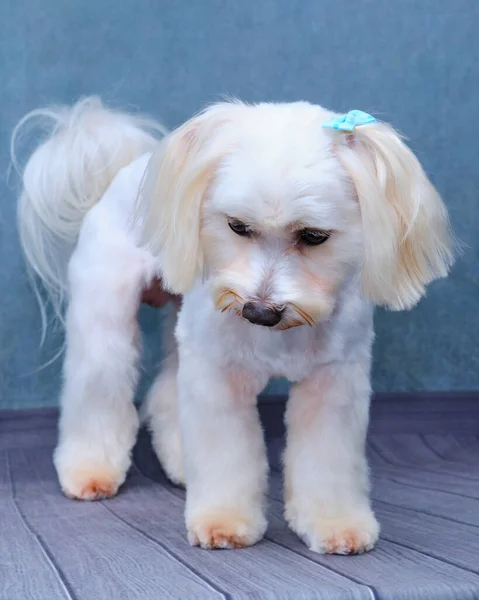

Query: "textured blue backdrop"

xmin=1 ymin=0 xmax=478 ymax=409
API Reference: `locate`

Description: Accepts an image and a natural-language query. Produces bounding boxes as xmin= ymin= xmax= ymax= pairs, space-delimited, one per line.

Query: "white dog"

xmin=15 ymin=97 xmax=454 ymax=554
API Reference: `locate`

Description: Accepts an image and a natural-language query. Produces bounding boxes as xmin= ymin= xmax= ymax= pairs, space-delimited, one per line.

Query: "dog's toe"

xmin=187 ymin=508 xmax=266 ymax=550
xmin=287 ymin=507 xmax=379 ymax=555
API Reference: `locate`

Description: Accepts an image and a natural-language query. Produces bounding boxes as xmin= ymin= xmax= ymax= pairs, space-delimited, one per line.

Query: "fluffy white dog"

xmin=15 ymin=97 xmax=454 ymax=554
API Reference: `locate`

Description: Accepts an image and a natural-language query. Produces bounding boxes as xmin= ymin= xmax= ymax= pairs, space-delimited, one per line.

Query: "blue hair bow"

xmin=322 ymin=110 xmax=376 ymax=133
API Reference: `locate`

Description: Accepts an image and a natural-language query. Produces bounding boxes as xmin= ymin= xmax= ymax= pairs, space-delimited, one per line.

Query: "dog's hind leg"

xmin=54 ymin=210 xmax=153 ymax=500
xmin=143 ymin=301 xmax=184 ymax=486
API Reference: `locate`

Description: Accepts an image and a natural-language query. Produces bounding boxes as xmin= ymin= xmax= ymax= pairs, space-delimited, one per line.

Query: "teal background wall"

xmin=1 ymin=0 xmax=477 ymax=409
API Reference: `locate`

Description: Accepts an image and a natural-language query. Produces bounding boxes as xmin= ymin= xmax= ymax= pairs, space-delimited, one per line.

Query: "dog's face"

xmin=201 ymin=107 xmax=361 ymax=329
xmin=141 ymin=101 xmax=454 ymax=326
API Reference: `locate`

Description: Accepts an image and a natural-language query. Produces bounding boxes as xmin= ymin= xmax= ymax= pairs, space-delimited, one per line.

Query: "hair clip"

xmin=322 ymin=110 xmax=376 ymax=133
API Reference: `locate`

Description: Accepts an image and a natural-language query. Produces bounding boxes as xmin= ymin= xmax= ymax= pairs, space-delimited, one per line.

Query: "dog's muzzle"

xmin=242 ymin=302 xmax=283 ymax=327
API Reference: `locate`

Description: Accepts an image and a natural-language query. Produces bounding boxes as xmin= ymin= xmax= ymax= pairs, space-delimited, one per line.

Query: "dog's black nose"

xmin=242 ymin=302 xmax=283 ymax=327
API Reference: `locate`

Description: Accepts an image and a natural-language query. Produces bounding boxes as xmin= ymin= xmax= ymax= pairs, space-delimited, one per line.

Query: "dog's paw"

xmin=54 ymin=445 xmax=129 ymax=501
xmin=58 ymin=462 xmax=125 ymax=500
xmin=187 ymin=508 xmax=267 ymax=550
xmin=151 ymin=429 xmax=185 ymax=487
xmin=161 ymin=455 xmax=185 ymax=487
xmin=286 ymin=507 xmax=379 ymax=555
xmin=144 ymin=369 xmax=185 ymax=486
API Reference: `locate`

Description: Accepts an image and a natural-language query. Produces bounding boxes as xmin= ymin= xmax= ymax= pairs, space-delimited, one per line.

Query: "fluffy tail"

xmin=12 ymin=96 xmax=166 ymax=338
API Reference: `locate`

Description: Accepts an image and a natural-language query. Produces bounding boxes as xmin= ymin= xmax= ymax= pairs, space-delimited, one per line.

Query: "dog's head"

xmin=141 ymin=101 xmax=454 ymax=329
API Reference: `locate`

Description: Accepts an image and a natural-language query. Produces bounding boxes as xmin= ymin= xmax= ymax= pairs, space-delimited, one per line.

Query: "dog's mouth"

xmin=215 ymin=289 xmax=244 ymax=318
xmin=214 ymin=289 xmax=315 ymax=330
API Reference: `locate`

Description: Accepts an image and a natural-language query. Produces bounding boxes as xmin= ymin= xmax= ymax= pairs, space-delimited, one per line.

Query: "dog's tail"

xmin=12 ymin=96 xmax=166 ymax=336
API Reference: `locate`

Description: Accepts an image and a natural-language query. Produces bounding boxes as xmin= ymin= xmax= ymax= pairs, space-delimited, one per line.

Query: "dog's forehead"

xmin=210 ymin=105 xmax=353 ymax=228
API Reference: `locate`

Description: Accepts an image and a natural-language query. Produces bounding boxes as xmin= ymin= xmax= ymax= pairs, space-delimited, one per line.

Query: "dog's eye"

xmin=228 ymin=218 xmax=252 ymax=237
xmin=299 ymin=229 xmax=331 ymax=246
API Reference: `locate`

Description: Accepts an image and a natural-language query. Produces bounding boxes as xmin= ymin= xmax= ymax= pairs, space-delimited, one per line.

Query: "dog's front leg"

xmin=178 ymin=352 xmax=268 ymax=549
xmin=284 ymin=359 xmax=379 ymax=554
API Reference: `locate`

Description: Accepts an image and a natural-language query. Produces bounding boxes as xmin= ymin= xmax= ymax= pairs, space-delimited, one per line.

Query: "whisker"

xmin=295 ymin=305 xmax=314 ymax=327
xmin=290 ymin=303 xmax=315 ymax=327
xmin=277 ymin=318 xmax=304 ymax=330
xmin=220 ymin=301 xmax=235 ymax=313
xmin=215 ymin=290 xmax=230 ymax=309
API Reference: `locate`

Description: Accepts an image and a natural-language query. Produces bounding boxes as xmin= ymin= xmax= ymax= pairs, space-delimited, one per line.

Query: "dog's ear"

xmin=335 ymin=122 xmax=455 ymax=310
xmin=140 ymin=103 xmax=238 ymax=294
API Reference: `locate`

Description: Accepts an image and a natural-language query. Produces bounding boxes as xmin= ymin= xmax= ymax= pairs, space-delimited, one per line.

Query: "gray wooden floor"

xmin=1 ymin=395 xmax=479 ymax=600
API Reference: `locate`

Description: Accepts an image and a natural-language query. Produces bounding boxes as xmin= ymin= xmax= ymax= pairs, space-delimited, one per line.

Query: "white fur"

xmin=16 ymin=98 xmax=454 ymax=552
xmin=14 ymin=97 xmax=165 ymax=498
xmin=54 ymin=160 xmax=156 ymax=500
xmin=13 ymin=96 xmax=165 ymax=335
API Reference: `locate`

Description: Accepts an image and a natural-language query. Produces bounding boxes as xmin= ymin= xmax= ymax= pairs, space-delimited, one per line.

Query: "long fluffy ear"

xmin=139 ymin=102 xmax=241 ymax=294
xmin=336 ymin=122 xmax=455 ymax=310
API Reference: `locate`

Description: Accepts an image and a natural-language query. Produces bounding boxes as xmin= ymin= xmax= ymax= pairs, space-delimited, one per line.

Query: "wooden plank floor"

xmin=1 ymin=395 xmax=479 ymax=600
